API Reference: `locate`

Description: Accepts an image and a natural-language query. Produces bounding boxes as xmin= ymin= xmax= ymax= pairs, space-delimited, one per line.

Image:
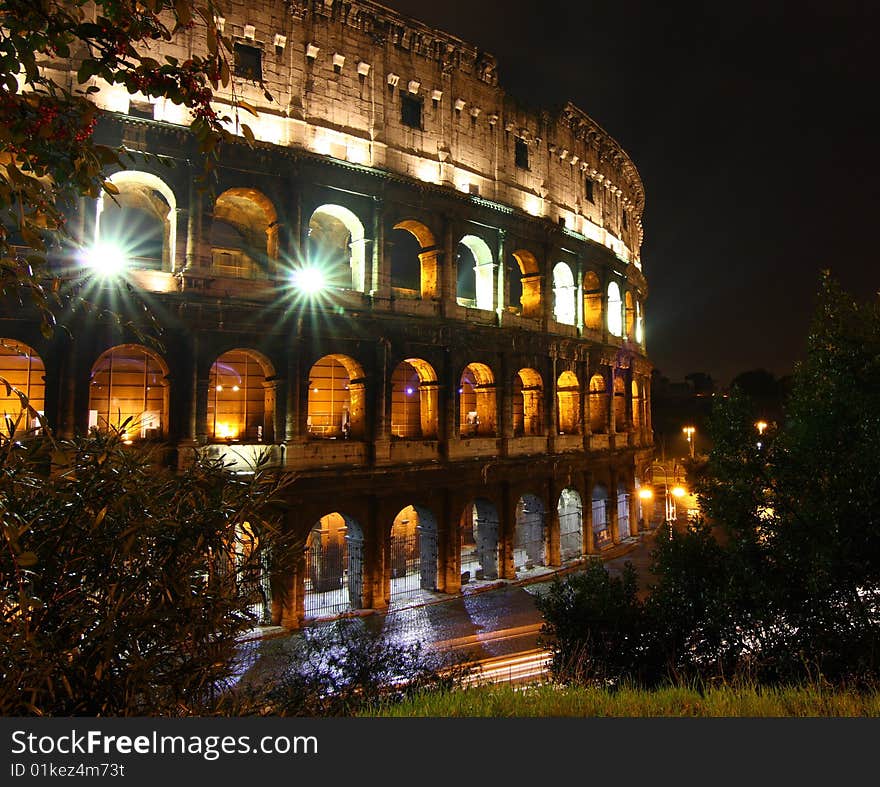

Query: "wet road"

xmin=236 ymin=527 xmax=662 ymax=685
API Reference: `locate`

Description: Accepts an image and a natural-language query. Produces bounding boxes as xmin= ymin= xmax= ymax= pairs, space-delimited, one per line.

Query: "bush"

xmin=0 ymin=426 xmax=293 ymax=716
xmin=537 ymin=559 xmax=645 ymax=686
xmin=230 ymin=618 xmax=468 ymax=716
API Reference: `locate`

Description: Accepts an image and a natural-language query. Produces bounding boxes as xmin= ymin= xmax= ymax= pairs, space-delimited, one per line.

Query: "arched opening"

xmin=617 ymin=488 xmax=631 ymax=539
xmin=391 ymin=358 xmax=439 ymax=439
xmin=614 ymin=374 xmax=627 ymax=432
xmin=558 ymin=488 xmax=583 ymax=562
xmin=556 ymin=370 xmax=580 ymax=435
xmin=589 ymin=373 xmax=608 ymax=434
xmin=607 ymin=280 xmax=623 ymax=337
xmin=95 ymin=171 xmax=176 ymax=271
xmin=625 ymin=291 xmax=635 ymax=338
xmin=631 ymin=380 xmax=642 ymax=432
xmin=456 ymin=235 xmax=494 ymax=311
xmin=513 ymin=368 xmax=543 ymax=436
xmin=391 ymin=220 xmax=438 ymax=298
xmin=389 ymin=505 xmax=439 ymax=601
xmin=459 ymin=362 xmax=496 ymax=437
xmin=88 ymin=345 xmax=168 ymax=440
xmin=509 ymin=249 xmax=542 ymax=318
xmin=307 ymin=354 xmax=366 ymax=440
xmin=583 ymin=270 xmax=602 ymax=331
xmin=308 ymin=204 xmax=367 ymax=292
xmin=0 ymin=340 xmax=45 ymax=435
xmin=459 ymin=499 xmax=499 ymax=582
xmin=552 ymin=262 xmax=576 ymax=325
xmin=210 ymin=188 xmax=279 ymax=279
xmin=636 ymin=300 xmax=645 ymax=345
xmin=304 ymin=513 xmax=364 ymax=617
xmin=208 ymin=349 xmax=275 ymax=442
xmin=514 ymin=494 xmax=546 ymax=574
xmin=591 ymin=484 xmax=611 ymax=549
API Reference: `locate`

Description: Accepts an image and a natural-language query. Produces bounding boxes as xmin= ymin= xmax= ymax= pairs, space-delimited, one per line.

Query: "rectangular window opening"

xmin=585 ymin=179 xmax=595 ymax=203
xmin=401 ymin=94 xmax=423 ymax=129
xmin=515 ymin=138 xmax=529 ymax=170
xmin=234 ymin=42 xmax=263 ymax=81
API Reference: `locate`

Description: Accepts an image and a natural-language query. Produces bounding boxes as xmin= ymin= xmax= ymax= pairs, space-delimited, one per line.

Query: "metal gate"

xmin=617 ymin=492 xmax=630 ymax=539
xmin=389 ymin=530 xmax=420 ymax=599
xmin=239 ymin=548 xmax=272 ymax=625
xmin=514 ymin=497 xmax=545 ymax=573
xmin=304 ymin=530 xmax=364 ymax=617
xmin=558 ymin=491 xmax=583 ymax=562
xmin=592 ymin=499 xmax=611 ymax=548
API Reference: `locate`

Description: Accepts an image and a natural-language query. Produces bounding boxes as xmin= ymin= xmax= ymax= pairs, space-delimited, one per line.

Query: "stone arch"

xmin=631 ymin=379 xmax=642 ymax=432
xmin=0 ymin=339 xmax=45 ymax=435
xmin=552 ymin=262 xmax=576 ymax=325
xmin=607 ymin=280 xmax=623 ymax=337
xmin=207 ymin=348 xmax=276 ymax=442
xmin=636 ymin=299 xmax=645 ymax=345
xmin=583 ymin=270 xmax=602 ymax=331
xmin=390 ymin=357 xmax=439 ymax=439
xmin=510 ymin=249 xmax=542 ymax=318
xmin=210 ymin=188 xmax=279 ymax=279
xmin=308 ymin=204 xmax=367 ymax=292
xmin=459 ymin=498 xmax=500 ymax=582
xmin=556 ymin=370 xmax=580 ymax=435
xmin=389 ymin=504 xmax=439 ymax=600
xmin=513 ymin=367 xmax=543 ymax=436
xmin=558 ymin=487 xmax=583 ymax=562
xmin=392 ymin=219 xmax=439 ymax=299
xmin=591 ymin=483 xmax=612 ymax=549
xmin=88 ymin=344 xmax=169 ymax=440
xmin=589 ymin=372 xmax=608 ymax=434
xmin=304 ymin=512 xmax=365 ymax=617
xmin=514 ymin=493 xmax=546 ymax=574
xmin=95 ymin=170 xmax=176 ymax=271
xmin=456 ymin=234 xmax=494 ymax=311
xmin=459 ymin=362 xmax=496 ymax=437
xmin=614 ymin=374 xmax=627 ymax=432
xmin=625 ymin=290 xmax=635 ymax=338
xmin=307 ymin=354 xmax=366 ymax=439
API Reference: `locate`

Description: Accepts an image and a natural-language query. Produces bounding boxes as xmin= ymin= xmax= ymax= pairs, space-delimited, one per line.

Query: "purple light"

xmin=405 ymin=387 xmax=414 ymax=395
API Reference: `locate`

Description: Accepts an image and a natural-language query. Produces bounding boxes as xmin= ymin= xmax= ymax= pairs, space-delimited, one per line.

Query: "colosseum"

xmin=3 ymin=0 xmax=653 ymax=627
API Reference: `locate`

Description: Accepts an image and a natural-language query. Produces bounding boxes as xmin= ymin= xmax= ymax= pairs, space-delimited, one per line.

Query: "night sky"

xmin=386 ymin=0 xmax=879 ymax=385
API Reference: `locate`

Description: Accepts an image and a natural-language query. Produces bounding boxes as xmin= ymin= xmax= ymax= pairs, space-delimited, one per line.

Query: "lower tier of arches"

xmin=258 ymin=456 xmax=651 ymax=628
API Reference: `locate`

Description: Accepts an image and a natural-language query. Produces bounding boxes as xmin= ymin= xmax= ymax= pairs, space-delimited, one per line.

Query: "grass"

xmin=363 ymin=681 xmax=880 ymax=717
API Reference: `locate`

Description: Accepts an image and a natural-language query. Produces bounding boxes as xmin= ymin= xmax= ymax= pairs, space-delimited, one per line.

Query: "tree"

xmin=542 ymin=273 xmax=880 ymax=687
xmin=0 ymin=0 xmax=263 ymax=334
xmin=0 ymin=423 xmax=296 ymax=716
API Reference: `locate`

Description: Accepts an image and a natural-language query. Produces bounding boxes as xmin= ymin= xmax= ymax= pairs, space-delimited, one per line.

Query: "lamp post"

xmin=682 ymin=425 xmax=696 ymax=460
xmin=755 ymin=420 xmax=768 ymax=450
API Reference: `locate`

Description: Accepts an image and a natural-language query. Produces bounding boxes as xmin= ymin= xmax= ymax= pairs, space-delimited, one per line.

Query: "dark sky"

xmin=386 ymin=0 xmax=879 ymax=385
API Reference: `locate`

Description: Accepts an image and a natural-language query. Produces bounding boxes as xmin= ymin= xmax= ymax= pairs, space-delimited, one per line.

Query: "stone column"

xmin=584 ymin=470 xmax=596 ymax=555
xmin=440 ymin=216 xmax=456 ymax=317
xmin=547 ymin=476 xmax=561 ymax=567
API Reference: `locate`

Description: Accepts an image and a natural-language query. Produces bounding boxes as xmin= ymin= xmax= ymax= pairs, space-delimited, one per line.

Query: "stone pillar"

xmin=548 ymin=349 xmax=559 ymax=451
xmin=440 ymin=216 xmax=456 ymax=317
xmin=547 ymin=476 xmax=561 ymax=567
xmin=373 ymin=338 xmax=391 ymax=463
xmin=496 ymin=229 xmax=508 ymax=325
xmin=584 ymin=470 xmax=596 ymax=555
xmin=440 ymin=488 xmax=460 ymax=594
xmin=370 ymin=196 xmax=386 ymax=297
xmin=499 ymin=353 xmax=514 ymax=450
xmin=499 ymin=483 xmax=516 ymax=580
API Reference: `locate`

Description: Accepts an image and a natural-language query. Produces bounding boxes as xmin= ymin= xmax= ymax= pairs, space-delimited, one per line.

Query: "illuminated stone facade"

xmin=3 ymin=0 xmax=653 ymax=627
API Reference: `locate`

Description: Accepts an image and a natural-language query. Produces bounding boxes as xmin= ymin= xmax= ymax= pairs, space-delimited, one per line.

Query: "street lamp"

xmin=682 ymin=425 xmax=696 ymax=460
xmin=755 ymin=420 xmax=768 ymax=449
